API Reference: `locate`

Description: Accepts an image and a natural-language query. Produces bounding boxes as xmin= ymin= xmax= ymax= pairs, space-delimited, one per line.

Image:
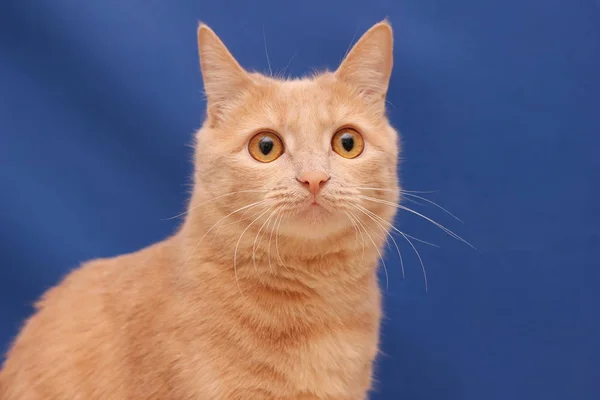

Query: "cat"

xmin=1 ymin=20 xmax=399 ymax=400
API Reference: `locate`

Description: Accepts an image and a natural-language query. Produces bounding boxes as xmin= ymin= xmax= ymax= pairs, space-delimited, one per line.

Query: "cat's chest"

xmin=282 ymin=327 xmax=378 ymax=398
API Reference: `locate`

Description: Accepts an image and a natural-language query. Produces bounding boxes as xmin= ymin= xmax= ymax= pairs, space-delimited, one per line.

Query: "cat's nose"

xmin=297 ymin=171 xmax=330 ymax=197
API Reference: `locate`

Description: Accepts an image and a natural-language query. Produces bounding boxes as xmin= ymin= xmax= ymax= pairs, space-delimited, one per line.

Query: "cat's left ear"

xmin=197 ymin=24 xmax=254 ymax=122
xmin=335 ymin=20 xmax=394 ymax=107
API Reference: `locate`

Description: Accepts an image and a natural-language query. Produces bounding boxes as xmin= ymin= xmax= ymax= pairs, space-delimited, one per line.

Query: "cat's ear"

xmin=335 ymin=20 xmax=394 ymax=106
xmin=197 ymin=24 xmax=253 ymax=121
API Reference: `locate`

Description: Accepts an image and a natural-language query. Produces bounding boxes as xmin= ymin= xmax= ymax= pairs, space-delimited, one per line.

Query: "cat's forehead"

xmin=243 ymin=74 xmax=365 ymax=134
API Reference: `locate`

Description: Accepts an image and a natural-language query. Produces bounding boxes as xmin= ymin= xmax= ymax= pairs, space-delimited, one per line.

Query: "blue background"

xmin=1 ymin=1 xmax=599 ymax=399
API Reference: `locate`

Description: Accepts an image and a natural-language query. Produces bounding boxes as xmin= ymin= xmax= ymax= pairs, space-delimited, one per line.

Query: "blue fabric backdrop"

xmin=1 ymin=1 xmax=599 ymax=399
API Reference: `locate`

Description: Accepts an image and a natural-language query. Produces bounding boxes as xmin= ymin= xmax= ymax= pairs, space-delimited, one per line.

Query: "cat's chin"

xmin=279 ymin=204 xmax=351 ymax=240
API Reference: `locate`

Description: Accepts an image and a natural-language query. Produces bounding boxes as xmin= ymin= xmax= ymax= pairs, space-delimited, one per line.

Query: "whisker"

xmin=344 ymin=210 xmax=360 ymax=251
xmin=233 ymin=206 xmax=275 ymax=296
xmin=348 ymin=209 xmax=389 ymax=290
xmin=252 ymin=207 xmax=279 ymax=274
xmin=402 ymin=196 xmax=427 ymax=207
xmin=401 ymin=189 xmax=439 ymax=194
xmin=275 ymin=211 xmax=287 ymax=268
xmin=402 ymin=233 xmax=439 ymax=248
xmin=351 ymin=186 xmax=398 ymax=193
xmin=354 ymin=202 xmax=439 ymax=248
xmin=279 ymin=51 xmax=297 ymax=78
xmin=345 ymin=211 xmax=365 ymax=263
xmin=341 ymin=26 xmax=360 ymax=63
xmin=351 ymin=186 xmax=438 ymax=195
xmin=262 ymin=25 xmax=273 ymax=76
xmin=216 ymin=206 xmax=264 ymax=231
xmin=210 ymin=204 xmax=272 ymax=246
xmin=398 ymin=231 xmax=428 ymax=292
xmin=348 ymin=207 xmax=387 ymax=243
xmin=182 ymin=199 xmax=270 ymax=268
xmin=267 ymin=209 xmax=282 ymax=274
xmin=354 ymin=204 xmax=405 ymax=280
xmin=163 ymin=189 xmax=269 ymax=220
xmin=398 ymin=204 xmax=474 ymax=249
xmin=346 ymin=209 xmax=366 ymax=262
xmin=358 ymin=195 xmax=475 ymax=249
xmin=401 ymin=192 xmax=463 ymax=222
xmin=354 ymin=202 xmax=429 ymax=290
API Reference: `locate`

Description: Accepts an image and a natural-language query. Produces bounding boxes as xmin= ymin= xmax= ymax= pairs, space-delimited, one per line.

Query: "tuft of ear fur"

xmin=197 ymin=23 xmax=253 ymax=121
xmin=335 ymin=20 xmax=394 ymax=107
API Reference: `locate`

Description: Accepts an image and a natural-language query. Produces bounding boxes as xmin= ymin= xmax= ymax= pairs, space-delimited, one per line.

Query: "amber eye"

xmin=332 ymin=128 xmax=364 ymax=159
xmin=248 ymin=131 xmax=284 ymax=163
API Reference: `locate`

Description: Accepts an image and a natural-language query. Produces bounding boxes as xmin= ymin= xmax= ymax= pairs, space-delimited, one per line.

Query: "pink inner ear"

xmin=361 ymin=89 xmax=386 ymax=101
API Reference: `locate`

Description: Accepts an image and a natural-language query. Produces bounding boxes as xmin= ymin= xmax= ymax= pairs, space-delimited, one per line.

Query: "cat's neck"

xmin=177 ymin=193 xmax=384 ymax=294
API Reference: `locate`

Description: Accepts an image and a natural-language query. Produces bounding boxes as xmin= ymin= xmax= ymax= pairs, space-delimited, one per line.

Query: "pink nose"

xmin=297 ymin=171 xmax=330 ymax=196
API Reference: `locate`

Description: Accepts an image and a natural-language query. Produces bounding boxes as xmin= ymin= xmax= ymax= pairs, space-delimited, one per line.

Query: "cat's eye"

xmin=248 ymin=131 xmax=284 ymax=163
xmin=331 ymin=128 xmax=364 ymax=159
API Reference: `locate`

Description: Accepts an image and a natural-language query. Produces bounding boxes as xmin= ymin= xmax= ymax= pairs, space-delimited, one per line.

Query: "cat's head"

xmin=192 ymin=21 xmax=399 ymax=241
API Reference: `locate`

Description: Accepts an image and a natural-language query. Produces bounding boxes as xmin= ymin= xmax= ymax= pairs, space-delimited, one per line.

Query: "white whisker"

xmin=398 ymin=231 xmax=428 ymax=292
xmin=345 ymin=210 xmax=365 ymax=263
xmin=341 ymin=26 xmax=359 ymax=63
xmin=267 ymin=209 xmax=282 ymax=274
xmin=359 ymin=195 xmax=475 ymax=249
xmin=164 ymin=189 xmax=269 ymax=220
xmin=354 ymin=204 xmax=405 ymax=280
xmin=183 ymin=199 xmax=270 ymax=268
xmin=402 ymin=233 xmax=439 ymax=248
xmin=348 ymin=209 xmax=389 ymax=290
xmin=352 ymin=186 xmax=398 ymax=193
xmin=233 ymin=206 xmax=275 ymax=296
xmin=402 ymin=196 xmax=427 ymax=207
xmin=402 ymin=192 xmax=463 ymax=222
xmin=279 ymin=52 xmax=297 ymax=78
xmin=252 ymin=207 xmax=279 ymax=274
xmin=402 ymin=189 xmax=439 ymax=194
xmin=275 ymin=211 xmax=287 ymax=268
xmin=344 ymin=210 xmax=360 ymax=251
xmin=354 ymin=201 xmax=439 ymax=248
xmin=355 ymin=204 xmax=405 ymax=279
xmin=262 ymin=25 xmax=272 ymax=76
xmin=351 ymin=186 xmax=438 ymax=195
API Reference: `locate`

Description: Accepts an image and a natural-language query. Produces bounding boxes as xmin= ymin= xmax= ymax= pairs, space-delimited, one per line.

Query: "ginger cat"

xmin=1 ymin=21 xmax=399 ymax=399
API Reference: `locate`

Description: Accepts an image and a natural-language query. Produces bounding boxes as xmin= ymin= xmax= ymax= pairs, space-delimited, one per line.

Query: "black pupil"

xmin=259 ymin=137 xmax=274 ymax=155
xmin=341 ymin=133 xmax=354 ymax=152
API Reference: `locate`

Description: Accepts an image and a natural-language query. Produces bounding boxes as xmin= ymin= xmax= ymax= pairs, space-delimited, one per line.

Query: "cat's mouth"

xmin=297 ymin=199 xmax=332 ymax=217
xmin=280 ymin=197 xmax=350 ymax=237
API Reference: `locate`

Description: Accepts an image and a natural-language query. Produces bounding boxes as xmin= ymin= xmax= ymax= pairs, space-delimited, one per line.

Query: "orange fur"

xmin=1 ymin=21 xmax=400 ymax=399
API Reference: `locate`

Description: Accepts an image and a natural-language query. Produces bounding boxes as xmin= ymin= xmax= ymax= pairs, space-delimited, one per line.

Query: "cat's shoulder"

xmin=35 ymin=238 xmax=176 ymax=312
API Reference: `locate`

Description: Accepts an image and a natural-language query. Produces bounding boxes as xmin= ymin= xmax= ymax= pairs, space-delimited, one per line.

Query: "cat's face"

xmin=193 ymin=22 xmax=399 ymax=240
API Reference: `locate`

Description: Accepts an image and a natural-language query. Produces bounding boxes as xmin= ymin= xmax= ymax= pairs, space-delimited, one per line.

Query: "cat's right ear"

xmin=197 ymin=24 xmax=253 ymax=122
